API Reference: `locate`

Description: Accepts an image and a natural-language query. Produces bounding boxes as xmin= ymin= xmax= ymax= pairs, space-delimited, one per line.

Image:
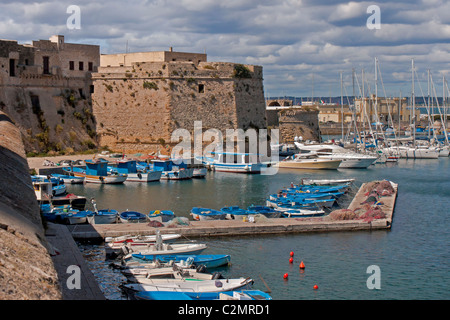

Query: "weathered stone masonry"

xmin=92 ymin=53 xmax=267 ymax=153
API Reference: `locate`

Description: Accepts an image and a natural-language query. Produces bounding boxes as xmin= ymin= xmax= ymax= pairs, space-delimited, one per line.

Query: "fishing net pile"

xmin=166 ymin=217 xmax=190 ymax=228
xmin=327 ymin=180 xmax=394 ymax=222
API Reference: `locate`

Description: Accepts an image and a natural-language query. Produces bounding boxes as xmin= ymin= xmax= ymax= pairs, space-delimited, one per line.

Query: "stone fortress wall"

xmin=92 ymin=52 xmax=267 ymax=153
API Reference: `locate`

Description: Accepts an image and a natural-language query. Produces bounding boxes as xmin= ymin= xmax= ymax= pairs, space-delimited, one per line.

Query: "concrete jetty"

xmin=68 ymin=180 xmax=398 ymax=241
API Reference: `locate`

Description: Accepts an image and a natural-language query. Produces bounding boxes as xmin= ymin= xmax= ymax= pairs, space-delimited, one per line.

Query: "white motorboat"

xmin=294 ymin=142 xmax=377 ymax=168
xmin=276 ymin=153 xmax=342 ymax=170
xmin=120 ymin=277 xmax=254 ymax=296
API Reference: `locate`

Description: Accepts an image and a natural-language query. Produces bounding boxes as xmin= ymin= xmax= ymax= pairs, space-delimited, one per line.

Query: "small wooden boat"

xmin=190 ymin=207 xmax=226 ymax=220
xmin=220 ymin=206 xmax=249 ymax=220
xmin=148 ymin=210 xmax=175 ymax=223
xmin=50 ymin=173 xmax=85 ymax=184
xmin=130 ymin=254 xmax=231 ymax=269
xmin=111 ymin=160 xmax=162 ymax=182
xmin=123 ymin=266 xmax=223 ymax=282
xmin=246 ymin=205 xmax=282 ymax=218
xmin=278 ymin=208 xmax=325 ymax=218
xmin=120 ymin=277 xmax=254 ymax=298
xmin=105 ymin=233 xmax=181 ymax=244
xmin=204 ymin=151 xmax=268 ymax=173
xmin=65 ymin=210 xmax=94 ymax=225
xmin=87 ymin=209 xmax=118 ymax=224
xmin=64 ymin=158 xmax=128 ymax=184
xmin=119 ymin=211 xmax=147 ymax=223
xmin=135 ymin=290 xmax=272 ymax=301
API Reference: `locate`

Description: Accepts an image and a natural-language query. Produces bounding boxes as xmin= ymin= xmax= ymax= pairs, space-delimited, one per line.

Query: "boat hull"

xmin=277 ymin=159 xmax=342 ymax=169
xmin=126 ymin=171 xmax=162 ymax=182
xmin=70 ymin=171 xmax=128 ymax=184
xmin=190 ymin=208 xmax=226 ymax=220
xmin=160 ymin=168 xmax=193 ymax=180
xmin=131 ymin=254 xmax=231 ymax=269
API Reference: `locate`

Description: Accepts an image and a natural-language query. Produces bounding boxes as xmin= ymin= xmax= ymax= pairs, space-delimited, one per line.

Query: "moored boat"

xmin=122 ymin=242 xmax=208 ymax=259
xmin=64 ymin=158 xmax=128 ymax=184
xmin=148 ymin=210 xmax=175 ymax=223
xmin=129 ymin=254 xmax=231 ymax=269
xmin=190 ymin=207 xmax=226 ymax=220
xmin=50 ymin=173 xmax=85 ymax=184
xmin=220 ymin=206 xmax=249 ymax=220
xmin=246 ymin=205 xmax=282 ymax=218
xmin=135 ymin=289 xmax=272 ymax=301
xmin=87 ymin=209 xmax=119 ymax=224
xmin=112 ymin=160 xmax=162 ymax=182
xmin=65 ymin=210 xmax=93 ymax=225
xmin=204 ymin=151 xmax=269 ymax=174
xmin=120 ymin=277 xmax=254 ymax=298
xmin=277 ymin=153 xmax=342 ymax=170
xmin=119 ymin=210 xmax=147 ymax=223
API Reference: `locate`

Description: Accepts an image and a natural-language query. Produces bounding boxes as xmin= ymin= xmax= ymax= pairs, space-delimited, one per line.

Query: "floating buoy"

xmin=283 ymin=273 xmax=289 ymax=279
xmin=299 ymin=261 xmax=305 ymax=269
xmin=290 ymin=251 xmax=294 ymax=257
xmin=289 ymin=257 xmax=293 ymax=264
xmin=313 ymin=285 xmax=318 ymax=290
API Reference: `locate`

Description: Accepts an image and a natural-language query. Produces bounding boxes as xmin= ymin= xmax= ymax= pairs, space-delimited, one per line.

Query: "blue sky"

xmin=2 ymin=0 xmax=450 ymax=98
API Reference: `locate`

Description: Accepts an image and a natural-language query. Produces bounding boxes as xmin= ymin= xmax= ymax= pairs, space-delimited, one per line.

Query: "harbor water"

xmin=76 ymin=157 xmax=450 ymax=300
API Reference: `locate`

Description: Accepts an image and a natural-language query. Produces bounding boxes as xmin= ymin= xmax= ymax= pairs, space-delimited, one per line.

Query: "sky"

xmin=1 ymin=0 xmax=450 ymax=99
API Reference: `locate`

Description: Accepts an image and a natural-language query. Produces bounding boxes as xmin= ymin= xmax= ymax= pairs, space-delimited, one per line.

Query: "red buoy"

xmin=290 ymin=251 xmax=294 ymax=257
xmin=289 ymin=257 xmax=294 ymax=263
xmin=299 ymin=261 xmax=305 ymax=269
xmin=313 ymin=284 xmax=318 ymax=290
xmin=283 ymin=273 xmax=289 ymax=279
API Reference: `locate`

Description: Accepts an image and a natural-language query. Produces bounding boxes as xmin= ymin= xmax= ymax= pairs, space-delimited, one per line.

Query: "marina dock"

xmin=68 ymin=180 xmax=398 ymax=241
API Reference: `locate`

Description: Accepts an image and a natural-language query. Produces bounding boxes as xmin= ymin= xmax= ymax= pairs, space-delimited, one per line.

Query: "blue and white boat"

xmin=203 ymin=151 xmax=269 ymax=174
xmin=148 ymin=210 xmax=175 ymax=223
xmin=66 ymin=210 xmax=94 ymax=225
xmin=135 ymin=290 xmax=272 ymax=300
xmin=279 ymin=208 xmax=325 ymax=218
xmin=151 ymin=159 xmax=193 ymax=180
xmin=190 ymin=207 xmax=226 ymax=220
xmin=220 ymin=206 xmax=249 ymax=220
xmin=50 ymin=173 xmax=85 ymax=184
xmin=31 ymin=175 xmax=67 ymax=196
xmin=246 ymin=205 xmax=282 ymax=218
xmin=111 ymin=160 xmax=162 ymax=182
xmin=88 ymin=209 xmax=118 ymax=224
xmin=64 ymin=158 xmax=127 ymax=184
xmin=119 ymin=210 xmax=147 ymax=223
xmin=131 ymin=254 xmax=231 ymax=269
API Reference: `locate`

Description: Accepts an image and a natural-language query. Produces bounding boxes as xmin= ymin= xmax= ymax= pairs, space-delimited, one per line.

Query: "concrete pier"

xmin=67 ymin=180 xmax=398 ymax=241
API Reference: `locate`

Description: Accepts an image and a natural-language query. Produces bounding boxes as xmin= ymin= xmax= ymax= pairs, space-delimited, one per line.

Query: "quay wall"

xmin=0 ymin=111 xmax=62 ymax=299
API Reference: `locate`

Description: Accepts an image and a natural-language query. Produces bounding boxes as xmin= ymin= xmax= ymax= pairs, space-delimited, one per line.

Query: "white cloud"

xmin=0 ymin=0 xmax=449 ymax=96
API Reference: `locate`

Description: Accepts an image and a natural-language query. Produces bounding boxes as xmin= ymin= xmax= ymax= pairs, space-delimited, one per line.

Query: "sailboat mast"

xmin=340 ymin=71 xmax=344 ymax=142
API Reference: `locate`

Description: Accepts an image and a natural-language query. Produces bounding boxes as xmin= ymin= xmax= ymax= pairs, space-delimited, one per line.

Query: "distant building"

xmin=0 ymin=35 xmax=99 ymax=153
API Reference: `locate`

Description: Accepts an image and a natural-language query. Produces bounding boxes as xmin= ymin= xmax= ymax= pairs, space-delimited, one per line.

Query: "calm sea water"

xmin=76 ymin=156 xmax=450 ymax=300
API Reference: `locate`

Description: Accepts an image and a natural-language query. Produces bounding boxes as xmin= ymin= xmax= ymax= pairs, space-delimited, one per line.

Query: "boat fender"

xmin=214 ymin=280 xmax=223 ymax=288
xmin=99 ymin=176 xmax=104 ymax=182
xmin=137 ymin=173 xmax=142 ymax=179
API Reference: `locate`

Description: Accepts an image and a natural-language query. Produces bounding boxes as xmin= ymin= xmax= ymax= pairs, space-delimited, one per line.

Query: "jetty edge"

xmin=69 ymin=180 xmax=398 ymax=241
